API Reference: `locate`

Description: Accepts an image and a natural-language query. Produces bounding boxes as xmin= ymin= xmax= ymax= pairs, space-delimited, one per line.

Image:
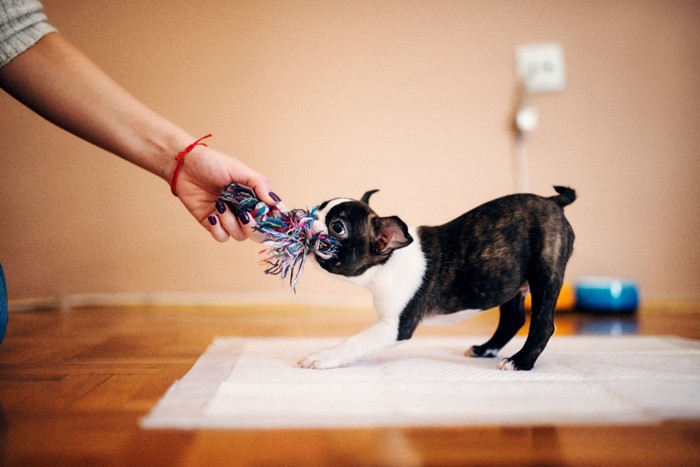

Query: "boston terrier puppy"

xmin=299 ymin=186 xmax=576 ymax=371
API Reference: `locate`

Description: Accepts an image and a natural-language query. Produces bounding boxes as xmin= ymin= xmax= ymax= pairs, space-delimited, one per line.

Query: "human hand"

xmin=0 ymin=30 xmax=281 ymax=243
xmin=171 ymin=145 xmax=282 ymax=242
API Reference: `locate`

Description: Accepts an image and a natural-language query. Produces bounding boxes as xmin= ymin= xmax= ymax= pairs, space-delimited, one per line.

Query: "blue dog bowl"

xmin=575 ymin=277 xmax=639 ymax=313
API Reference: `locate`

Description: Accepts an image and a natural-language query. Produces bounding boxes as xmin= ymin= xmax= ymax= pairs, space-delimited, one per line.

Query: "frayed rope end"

xmin=219 ymin=184 xmax=338 ymax=290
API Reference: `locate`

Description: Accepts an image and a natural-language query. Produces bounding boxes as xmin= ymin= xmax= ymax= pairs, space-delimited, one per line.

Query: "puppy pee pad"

xmin=141 ymin=336 xmax=700 ymax=429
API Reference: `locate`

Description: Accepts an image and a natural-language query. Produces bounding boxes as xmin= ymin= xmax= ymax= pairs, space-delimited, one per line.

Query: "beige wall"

xmin=1 ymin=0 xmax=699 ymax=304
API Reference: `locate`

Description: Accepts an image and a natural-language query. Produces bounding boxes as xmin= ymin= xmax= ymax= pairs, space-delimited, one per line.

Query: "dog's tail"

xmin=549 ymin=186 xmax=576 ymax=208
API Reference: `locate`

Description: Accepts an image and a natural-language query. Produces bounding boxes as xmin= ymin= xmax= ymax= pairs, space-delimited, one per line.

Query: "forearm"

xmin=0 ymin=32 xmax=189 ymax=182
xmin=0 ymin=26 xmax=279 ymax=243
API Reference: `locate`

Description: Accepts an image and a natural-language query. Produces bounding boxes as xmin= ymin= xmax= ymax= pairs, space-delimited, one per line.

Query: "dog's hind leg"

xmin=466 ymin=293 xmax=526 ymax=359
xmin=498 ymin=214 xmax=574 ymax=371
xmin=498 ymin=274 xmax=562 ymax=371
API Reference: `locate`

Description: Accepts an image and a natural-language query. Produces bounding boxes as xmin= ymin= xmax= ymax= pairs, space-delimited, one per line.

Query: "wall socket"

xmin=516 ymin=42 xmax=566 ymax=93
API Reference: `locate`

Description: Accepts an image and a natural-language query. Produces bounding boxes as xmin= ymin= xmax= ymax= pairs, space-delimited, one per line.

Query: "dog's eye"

xmin=330 ymin=220 xmax=346 ymax=236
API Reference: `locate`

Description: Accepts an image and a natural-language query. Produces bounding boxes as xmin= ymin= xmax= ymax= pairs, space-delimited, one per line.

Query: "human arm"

xmin=0 ymin=31 xmax=279 ymax=241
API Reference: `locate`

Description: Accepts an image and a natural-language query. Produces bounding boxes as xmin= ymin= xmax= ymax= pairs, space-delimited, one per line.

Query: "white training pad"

xmin=141 ymin=336 xmax=700 ymax=429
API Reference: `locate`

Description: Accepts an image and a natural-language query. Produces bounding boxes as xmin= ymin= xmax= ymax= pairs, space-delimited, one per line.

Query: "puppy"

xmin=300 ymin=186 xmax=576 ymax=371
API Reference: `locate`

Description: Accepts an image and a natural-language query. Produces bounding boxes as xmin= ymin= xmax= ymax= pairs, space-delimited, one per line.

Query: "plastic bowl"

xmin=575 ymin=277 xmax=639 ymax=313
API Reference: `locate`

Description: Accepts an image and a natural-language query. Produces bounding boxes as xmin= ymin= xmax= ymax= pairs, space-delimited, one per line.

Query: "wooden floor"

xmin=1 ymin=302 xmax=699 ymax=466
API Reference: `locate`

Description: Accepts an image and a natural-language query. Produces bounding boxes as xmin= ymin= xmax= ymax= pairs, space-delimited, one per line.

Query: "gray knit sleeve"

xmin=0 ymin=0 xmax=56 ymax=68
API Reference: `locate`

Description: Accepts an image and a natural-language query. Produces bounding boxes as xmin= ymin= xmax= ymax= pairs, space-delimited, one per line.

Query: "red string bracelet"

xmin=170 ymin=133 xmax=213 ymax=196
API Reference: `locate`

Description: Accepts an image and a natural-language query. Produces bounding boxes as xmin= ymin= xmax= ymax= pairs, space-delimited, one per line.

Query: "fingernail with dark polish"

xmin=208 ymin=215 xmax=218 ymax=226
xmin=215 ymin=200 xmax=227 ymax=214
xmin=238 ymin=211 xmax=250 ymax=225
xmin=269 ymin=192 xmax=282 ymax=203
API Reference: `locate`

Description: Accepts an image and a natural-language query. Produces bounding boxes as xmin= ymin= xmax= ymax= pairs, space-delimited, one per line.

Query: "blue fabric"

xmin=0 ymin=262 xmax=7 ymax=343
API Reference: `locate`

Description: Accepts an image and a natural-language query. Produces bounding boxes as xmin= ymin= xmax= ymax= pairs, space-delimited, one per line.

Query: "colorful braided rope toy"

xmin=219 ymin=183 xmax=338 ymax=290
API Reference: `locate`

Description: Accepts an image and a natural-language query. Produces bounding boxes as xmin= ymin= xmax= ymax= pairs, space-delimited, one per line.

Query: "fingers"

xmin=224 ymin=206 xmax=262 ymax=242
xmin=206 ymin=157 xmax=284 ymax=241
xmin=244 ymin=175 xmax=282 ymax=208
xmin=204 ymin=213 xmax=230 ymax=242
xmin=207 ymin=200 xmax=267 ymax=243
xmin=219 ymin=175 xmax=284 ymax=241
xmin=211 ymin=199 xmax=241 ymax=241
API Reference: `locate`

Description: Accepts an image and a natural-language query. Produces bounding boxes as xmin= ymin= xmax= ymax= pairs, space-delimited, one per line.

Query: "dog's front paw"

xmin=298 ymin=348 xmax=347 ymax=370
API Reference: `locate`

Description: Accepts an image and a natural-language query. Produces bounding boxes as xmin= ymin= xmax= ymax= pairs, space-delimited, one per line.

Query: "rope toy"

xmin=219 ymin=183 xmax=338 ymax=290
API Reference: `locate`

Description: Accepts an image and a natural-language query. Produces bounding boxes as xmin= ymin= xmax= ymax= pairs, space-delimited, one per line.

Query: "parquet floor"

xmin=1 ymin=303 xmax=699 ymax=466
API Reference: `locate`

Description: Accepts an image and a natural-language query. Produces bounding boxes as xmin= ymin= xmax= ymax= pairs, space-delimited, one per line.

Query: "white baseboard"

xmin=8 ymin=291 xmax=372 ymax=312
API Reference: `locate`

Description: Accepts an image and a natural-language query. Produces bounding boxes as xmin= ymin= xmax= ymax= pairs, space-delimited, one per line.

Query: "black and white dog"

xmin=300 ymin=186 xmax=576 ymax=371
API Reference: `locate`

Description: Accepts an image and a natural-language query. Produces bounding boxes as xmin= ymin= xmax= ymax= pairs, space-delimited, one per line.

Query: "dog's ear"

xmin=361 ymin=189 xmax=379 ymax=205
xmin=371 ymin=216 xmax=412 ymax=256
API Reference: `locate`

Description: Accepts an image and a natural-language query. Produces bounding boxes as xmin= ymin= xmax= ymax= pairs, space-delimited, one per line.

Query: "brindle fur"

xmin=399 ymin=189 xmax=575 ymax=370
xmin=317 ymin=186 xmax=576 ymax=371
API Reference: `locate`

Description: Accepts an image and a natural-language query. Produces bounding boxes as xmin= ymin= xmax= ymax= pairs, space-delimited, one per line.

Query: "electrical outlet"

xmin=516 ymin=42 xmax=566 ymax=93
